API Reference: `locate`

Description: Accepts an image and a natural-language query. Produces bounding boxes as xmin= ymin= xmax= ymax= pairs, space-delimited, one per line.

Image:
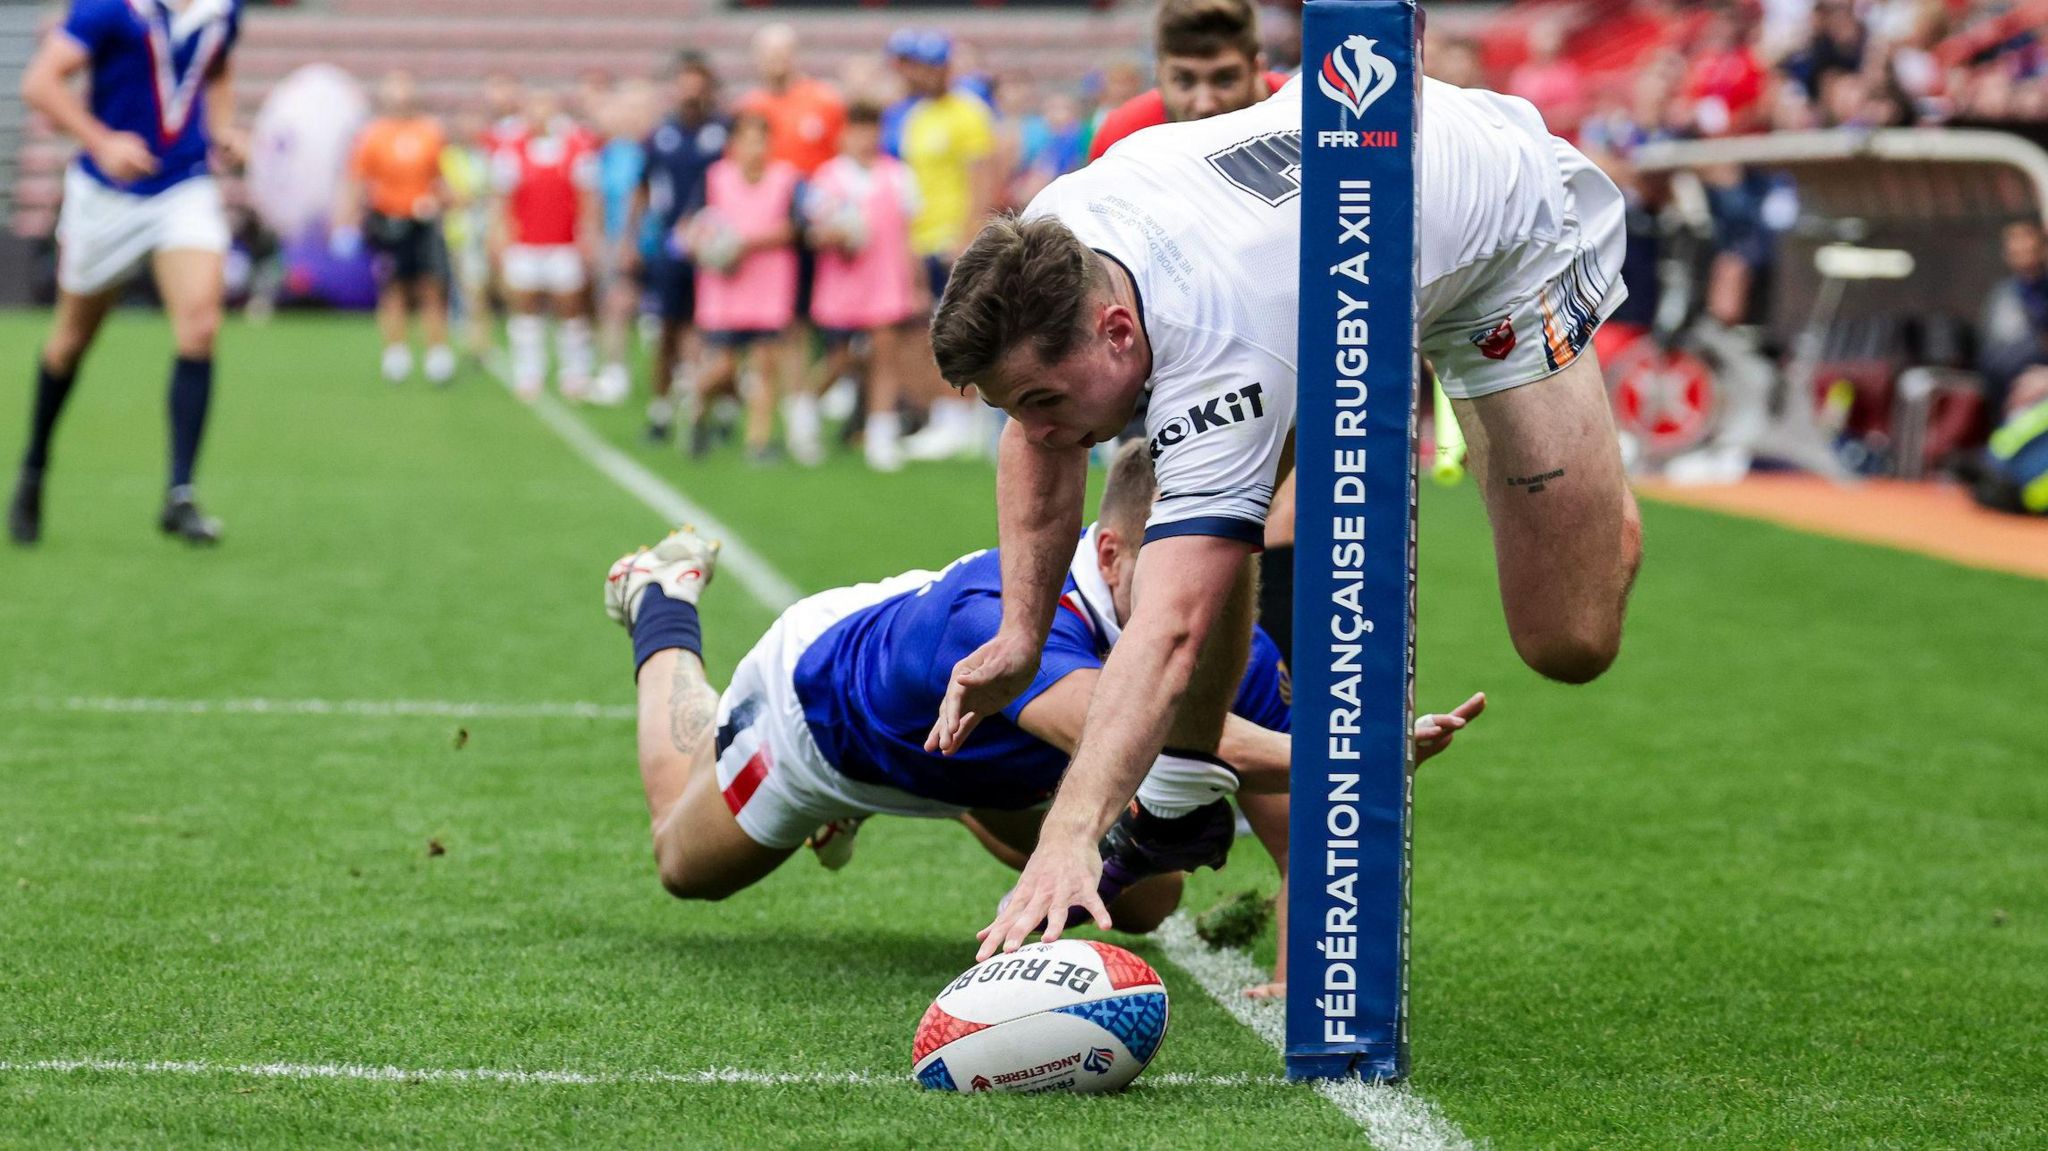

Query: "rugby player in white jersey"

xmin=927 ymin=74 xmax=1641 ymax=958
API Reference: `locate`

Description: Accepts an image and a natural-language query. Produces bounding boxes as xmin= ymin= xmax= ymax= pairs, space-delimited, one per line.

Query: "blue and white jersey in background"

xmin=792 ymin=528 xmax=1289 ymax=811
xmin=62 ymin=0 xmax=242 ymax=196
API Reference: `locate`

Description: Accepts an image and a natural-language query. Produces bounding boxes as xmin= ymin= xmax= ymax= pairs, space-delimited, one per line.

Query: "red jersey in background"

xmin=497 ymin=121 xmax=597 ymax=246
xmin=1087 ymin=71 xmax=1291 ymax=163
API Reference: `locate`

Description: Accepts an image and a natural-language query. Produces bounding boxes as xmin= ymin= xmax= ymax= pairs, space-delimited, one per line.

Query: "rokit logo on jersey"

xmin=1149 ymin=383 xmax=1268 ymax=460
xmin=1316 ymin=36 xmax=1402 ymax=149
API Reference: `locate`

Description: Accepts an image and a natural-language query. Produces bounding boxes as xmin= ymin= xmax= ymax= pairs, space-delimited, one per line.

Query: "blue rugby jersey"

xmin=62 ymin=0 xmax=241 ymax=196
xmin=792 ymin=527 xmax=1289 ymax=810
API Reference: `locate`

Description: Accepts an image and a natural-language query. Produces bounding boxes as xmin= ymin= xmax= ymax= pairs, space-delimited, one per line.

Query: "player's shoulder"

xmin=1089 ymin=90 xmax=1167 ymax=161
xmin=62 ymin=0 xmax=136 ymax=40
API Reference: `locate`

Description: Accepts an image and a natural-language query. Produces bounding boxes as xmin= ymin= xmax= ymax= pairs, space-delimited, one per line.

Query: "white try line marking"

xmin=0 ymin=1058 xmax=1282 ymax=1091
xmin=488 ymin=357 xmax=803 ymax=614
xmin=1155 ymin=916 xmax=1476 ymax=1151
xmin=8 ymin=696 xmax=636 ymax=721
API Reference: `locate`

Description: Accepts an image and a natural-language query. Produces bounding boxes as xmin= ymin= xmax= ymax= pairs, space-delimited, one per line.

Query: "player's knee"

xmin=171 ymin=303 xmax=222 ymax=357
xmin=655 ymin=849 xmax=739 ymax=902
xmin=1513 ymin=623 xmax=1621 ymax=685
xmin=1111 ymin=903 xmax=1172 ymax=935
xmin=41 ymin=337 xmax=86 ymax=376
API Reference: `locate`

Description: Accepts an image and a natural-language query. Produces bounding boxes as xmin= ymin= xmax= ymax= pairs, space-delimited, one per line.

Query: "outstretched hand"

xmin=976 ymin=834 xmax=1106 ymax=961
xmin=926 ymin=630 xmax=1042 ymax=756
xmin=1414 ymin=692 xmax=1486 ymax=766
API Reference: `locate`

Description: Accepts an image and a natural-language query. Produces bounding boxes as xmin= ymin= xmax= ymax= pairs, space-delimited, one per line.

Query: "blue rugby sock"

xmin=632 ymin=587 xmax=703 ymax=678
xmin=167 ymin=356 xmax=213 ymax=491
xmin=22 ymin=356 xmax=78 ymax=475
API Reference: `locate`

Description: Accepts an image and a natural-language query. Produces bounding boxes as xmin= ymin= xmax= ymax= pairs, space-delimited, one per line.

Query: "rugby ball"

xmin=912 ymin=940 xmax=1168 ymax=1095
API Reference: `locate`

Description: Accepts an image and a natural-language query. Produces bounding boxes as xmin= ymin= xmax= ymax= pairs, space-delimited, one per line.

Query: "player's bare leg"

xmin=417 ymin=278 xmax=455 ymax=385
xmin=1453 ymin=351 xmax=1642 ymax=683
xmin=634 ymin=648 xmax=792 ymax=899
xmin=610 ymin=531 xmax=793 ymax=899
xmin=690 ymin=344 xmax=740 ymax=458
xmin=779 ymin=334 xmax=824 ymax=467
xmin=550 ymin=289 xmax=593 ymax=400
xmin=505 ymin=289 xmax=549 ymax=401
xmin=375 ymin=281 xmax=411 ymax=380
xmin=742 ymin=341 xmax=786 ymax=459
xmin=152 ymin=247 xmax=227 ymax=543
xmin=862 ymin=324 xmax=905 ymax=471
xmin=10 ymin=288 xmax=118 ymax=544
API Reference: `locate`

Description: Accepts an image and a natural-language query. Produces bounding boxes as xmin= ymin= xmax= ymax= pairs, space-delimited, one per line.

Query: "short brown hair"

xmin=1157 ymin=0 xmax=1259 ymax=61
xmin=1097 ymin=439 xmax=1158 ymax=538
xmin=930 ymin=213 xmax=1104 ymax=388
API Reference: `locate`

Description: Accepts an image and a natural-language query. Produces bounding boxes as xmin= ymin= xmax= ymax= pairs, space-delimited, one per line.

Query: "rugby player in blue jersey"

xmin=604 ymin=441 xmax=1482 ymax=962
xmin=9 ymin=0 xmax=244 ymax=545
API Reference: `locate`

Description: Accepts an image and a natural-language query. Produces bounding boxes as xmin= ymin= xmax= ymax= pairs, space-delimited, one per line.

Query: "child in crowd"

xmin=803 ymin=101 xmax=923 ymax=472
xmin=688 ymin=112 xmax=802 ymax=462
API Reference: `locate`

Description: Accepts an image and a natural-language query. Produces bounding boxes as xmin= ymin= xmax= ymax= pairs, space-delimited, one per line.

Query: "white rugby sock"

xmin=507 ymin=315 xmax=547 ymax=391
xmin=556 ymin=318 xmax=593 ymax=389
xmin=783 ymin=393 xmax=823 ymax=465
xmin=1135 ymin=751 xmax=1241 ymax=819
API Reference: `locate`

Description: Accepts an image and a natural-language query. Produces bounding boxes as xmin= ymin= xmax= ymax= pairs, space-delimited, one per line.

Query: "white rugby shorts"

xmin=1420 ymin=137 xmax=1630 ymax=401
xmin=713 ymin=572 xmax=972 ymax=851
xmin=500 ymin=244 xmax=588 ymax=294
xmin=57 ymin=165 xmax=230 ymax=296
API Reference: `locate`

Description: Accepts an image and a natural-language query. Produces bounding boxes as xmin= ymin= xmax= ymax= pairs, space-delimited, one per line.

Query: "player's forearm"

xmin=205 ymin=68 xmax=234 ymax=138
xmin=1040 ymin=610 xmax=1205 ymax=844
xmin=995 ymin=419 xmax=1087 ymax=642
xmin=22 ymin=54 xmax=108 ymax=152
xmin=1218 ymin=714 xmax=1290 ymax=794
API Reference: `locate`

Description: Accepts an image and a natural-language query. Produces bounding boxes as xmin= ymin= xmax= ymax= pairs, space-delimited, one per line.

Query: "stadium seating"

xmin=7 ymin=0 xmax=1149 ymax=238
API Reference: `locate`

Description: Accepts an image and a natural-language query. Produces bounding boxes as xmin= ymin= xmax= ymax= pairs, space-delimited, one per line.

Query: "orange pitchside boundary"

xmin=1636 ymin=474 xmax=2048 ymax=581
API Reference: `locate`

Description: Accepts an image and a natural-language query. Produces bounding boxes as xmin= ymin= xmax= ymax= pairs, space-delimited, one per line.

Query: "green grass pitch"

xmin=1 ymin=311 xmax=2044 ymax=1148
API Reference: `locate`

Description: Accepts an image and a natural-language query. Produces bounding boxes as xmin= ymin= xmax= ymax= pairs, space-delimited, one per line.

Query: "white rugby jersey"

xmin=1024 ymin=74 xmax=1621 ymax=544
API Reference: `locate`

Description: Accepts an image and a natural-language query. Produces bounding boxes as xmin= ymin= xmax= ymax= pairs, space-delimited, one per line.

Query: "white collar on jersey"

xmin=1064 ymin=524 xmax=1123 ymax=650
xmin=129 ymin=0 xmax=230 ymax=44
xmin=125 ymin=0 xmax=230 ymax=141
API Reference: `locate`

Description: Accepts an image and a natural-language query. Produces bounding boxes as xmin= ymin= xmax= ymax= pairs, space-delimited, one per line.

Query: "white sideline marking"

xmin=489 ymin=355 xmax=802 ymax=614
xmin=1155 ymin=915 xmax=1475 ymax=1151
xmin=12 ymin=696 xmax=636 ymax=721
xmin=0 ymin=1058 xmax=1280 ymax=1091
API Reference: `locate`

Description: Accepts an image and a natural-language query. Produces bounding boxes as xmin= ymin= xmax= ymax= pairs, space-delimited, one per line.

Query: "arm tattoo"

xmin=667 ymin=658 xmax=719 ymax=757
xmin=1506 ymin=467 xmax=1566 ymax=494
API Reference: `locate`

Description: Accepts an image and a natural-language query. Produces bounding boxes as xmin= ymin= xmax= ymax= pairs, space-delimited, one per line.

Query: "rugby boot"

xmin=159 ymin=489 xmax=223 ymax=545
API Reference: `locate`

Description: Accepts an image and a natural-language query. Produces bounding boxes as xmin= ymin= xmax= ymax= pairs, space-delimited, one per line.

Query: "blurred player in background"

xmin=478 ymin=71 xmax=528 ymax=160
xmin=802 ymin=101 xmax=923 ymax=472
xmin=896 ymin=31 xmax=997 ymax=463
xmin=593 ymin=78 xmax=656 ymax=407
xmin=1087 ymin=0 xmax=1288 ymax=162
xmin=495 ymin=87 xmax=600 ymax=402
xmin=333 ymin=70 xmax=455 ymax=386
xmin=737 ymin=24 xmax=845 ymax=453
xmin=623 ymin=52 xmax=727 ymax=444
xmin=10 ymin=0 xmax=246 ymax=546
xmin=439 ymin=109 xmax=495 ymax=366
xmin=689 ymin=112 xmax=802 ymax=462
